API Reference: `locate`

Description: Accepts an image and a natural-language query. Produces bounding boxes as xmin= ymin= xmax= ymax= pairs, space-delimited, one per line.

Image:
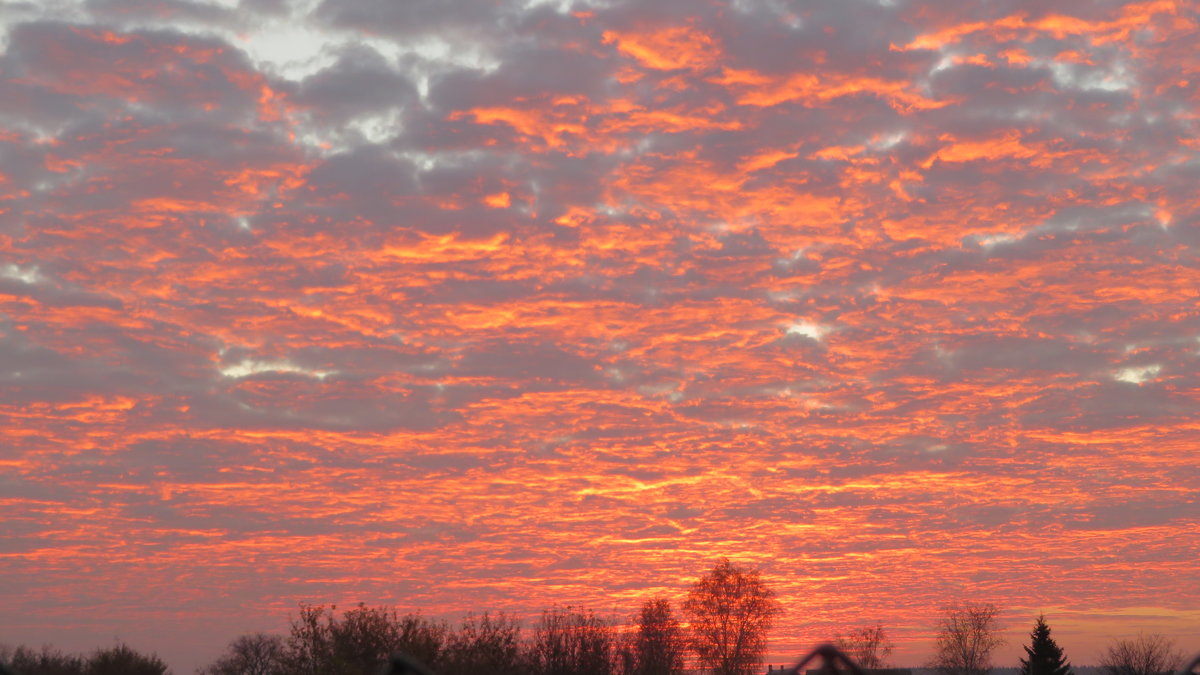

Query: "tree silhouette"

xmin=84 ymin=643 xmax=168 ymax=675
xmin=1099 ymin=634 xmax=1184 ymax=675
xmin=441 ymin=612 xmax=524 ymax=675
xmin=200 ymin=633 xmax=285 ymax=675
xmin=630 ymin=598 xmax=686 ymax=675
xmin=682 ymin=558 xmax=780 ymax=675
xmin=835 ymin=624 xmax=894 ymax=669
xmin=0 ymin=644 xmax=85 ymax=675
xmin=1020 ymin=616 xmax=1073 ymax=675
xmin=528 ymin=606 xmax=615 ymax=675
xmin=281 ymin=603 xmax=447 ymax=675
xmin=928 ymin=603 xmax=1004 ymax=675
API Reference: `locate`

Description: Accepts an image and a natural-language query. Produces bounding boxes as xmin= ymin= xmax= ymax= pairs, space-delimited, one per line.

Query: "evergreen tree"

xmin=1020 ymin=615 xmax=1073 ymax=675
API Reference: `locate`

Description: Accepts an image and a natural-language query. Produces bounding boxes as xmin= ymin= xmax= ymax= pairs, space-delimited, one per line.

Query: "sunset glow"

xmin=1 ymin=0 xmax=1198 ymax=672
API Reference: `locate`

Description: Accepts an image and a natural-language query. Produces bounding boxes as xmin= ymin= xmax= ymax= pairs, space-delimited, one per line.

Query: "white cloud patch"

xmin=1113 ymin=364 xmax=1161 ymax=384
xmin=787 ymin=320 xmax=830 ymax=341
xmin=344 ymin=108 xmax=406 ymax=145
xmin=1049 ymin=60 xmax=1135 ymax=93
xmin=236 ymin=21 xmax=343 ymax=80
xmin=968 ymin=232 xmax=1018 ymax=250
xmin=1 ymin=264 xmax=44 ymax=285
xmin=870 ymin=132 xmax=907 ymax=151
xmin=219 ymin=358 xmax=335 ymax=380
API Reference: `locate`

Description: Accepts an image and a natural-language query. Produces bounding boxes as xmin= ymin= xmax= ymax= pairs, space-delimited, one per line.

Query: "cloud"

xmin=2 ymin=1 xmax=1199 ymax=672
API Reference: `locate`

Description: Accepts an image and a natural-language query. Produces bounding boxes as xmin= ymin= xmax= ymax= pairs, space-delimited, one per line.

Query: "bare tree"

xmin=631 ymin=598 xmax=686 ymax=675
xmin=529 ymin=606 xmax=616 ymax=675
xmin=281 ymin=603 xmax=447 ymax=675
xmin=200 ymin=633 xmax=284 ymax=675
xmin=1099 ymin=634 xmax=1185 ymax=675
xmin=683 ymin=558 xmax=781 ymax=675
xmin=442 ymin=612 xmax=524 ymax=675
xmin=282 ymin=604 xmax=334 ymax=675
xmin=928 ymin=603 xmax=1005 ymax=675
xmin=835 ymin=624 xmax=894 ymax=669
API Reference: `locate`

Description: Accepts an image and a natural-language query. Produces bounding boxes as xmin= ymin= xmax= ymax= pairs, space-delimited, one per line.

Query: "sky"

xmin=1 ymin=0 xmax=1198 ymax=672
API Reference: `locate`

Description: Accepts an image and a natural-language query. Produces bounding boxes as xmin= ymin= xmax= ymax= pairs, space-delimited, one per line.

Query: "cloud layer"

xmin=1 ymin=0 xmax=1198 ymax=671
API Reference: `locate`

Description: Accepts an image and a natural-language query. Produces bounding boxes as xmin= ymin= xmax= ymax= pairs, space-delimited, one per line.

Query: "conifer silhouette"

xmin=1020 ymin=615 xmax=1074 ymax=675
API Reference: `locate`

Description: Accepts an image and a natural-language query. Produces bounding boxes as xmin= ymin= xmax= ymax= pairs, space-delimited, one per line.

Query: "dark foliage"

xmin=1020 ymin=616 xmax=1073 ymax=675
xmin=0 ymin=644 xmax=168 ymax=675
xmin=85 ymin=643 xmax=169 ymax=675
xmin=0 ymin=645 xmax=85 ymax=675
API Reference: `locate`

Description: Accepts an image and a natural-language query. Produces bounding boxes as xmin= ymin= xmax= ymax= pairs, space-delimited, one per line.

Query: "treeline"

xmin=0 ymin=602 xmax=698 ymax=675
xmin=1 ymin=558 xmax=771 ymax=675
xmin=1 ymin=559 xmax=1193 ymax=675
xmin=190 ymin=557 xmax=777 ymax=675
xmin=208 ymin=603 xmax=642 ymax=675
xmin=0 ymin=643 xmax=169 ymax=675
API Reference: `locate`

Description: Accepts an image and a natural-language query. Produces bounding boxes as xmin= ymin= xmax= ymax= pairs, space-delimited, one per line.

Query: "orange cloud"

xmin=899 ymin=1 xmax=1183 ymax=51
xmin=713 ymin=68 xmax=951 ymax=112
xmin=484 ymin=192 xmax=511 ymax=208
xmin=921 ymin=132 xmax=1040 ymax=167
xmin=602 ymin=25 xmax=720 ymax=71
xmin=4 ymin=3 xmax=1199 ymax=672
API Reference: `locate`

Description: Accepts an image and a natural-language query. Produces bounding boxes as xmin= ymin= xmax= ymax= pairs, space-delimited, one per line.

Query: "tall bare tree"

xmin=835 ymin=624 xmax=894 ymax=669
xmin=631 ymin=598 xmax=686 ymax=675
xmin=683 ymin=558 xmax=780 ymax=675
xmin=928 ymin=603 xmax=1005 ymax=675
xmin=1099 ymin=634 xmax=1184 ymax=675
